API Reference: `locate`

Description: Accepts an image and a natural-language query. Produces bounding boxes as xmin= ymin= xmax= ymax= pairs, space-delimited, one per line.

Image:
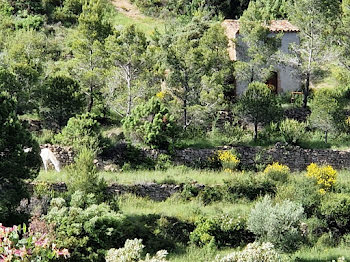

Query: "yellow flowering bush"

xmin=217 ymin=150 xmax=240 ymax=172
xmin=306 ymin=163 xmax=337 ymax=194
xmin=156 ymin=91 xmax=166 ymax=100
xmin=263 ymin=162 xmax=290 ymax=183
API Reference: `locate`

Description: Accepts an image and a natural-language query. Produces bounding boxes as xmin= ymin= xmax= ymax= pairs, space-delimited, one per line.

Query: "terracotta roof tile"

xmin=222 ymin=19 xmax=299 ymax=36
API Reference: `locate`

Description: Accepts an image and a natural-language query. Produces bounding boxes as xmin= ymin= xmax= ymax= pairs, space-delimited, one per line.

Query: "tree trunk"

xmin=254 ymin=122 xmax=258 ymax=142
xmin=325 ymin=131 xmax=328 ymax=144
xmin=126 ymin=67 xmax=132 ymax=116
xmin=87 ymin=84 xmax=93 ymax=112
xmin=303 ymin=73 xmax=310 ymax=108
xmin=183 ymin=98 xmax=187 ymax=130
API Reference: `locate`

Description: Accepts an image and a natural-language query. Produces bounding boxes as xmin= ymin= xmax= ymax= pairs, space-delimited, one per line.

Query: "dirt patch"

xmin=111 ymin=0 xmax=145 ymax=19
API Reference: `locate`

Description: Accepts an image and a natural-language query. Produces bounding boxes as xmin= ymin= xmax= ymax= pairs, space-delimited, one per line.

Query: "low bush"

xmin=44 ymin=192 xmax=126 ymax=262
xmin=306 ymin=163 xmax=337 ymax=194
xmin=54 ymin=113 xmax=102 ymax=153
xmin=248 ymin=196 xmax=305 ymax=252
xmin=275 ymin=175 xmax=322 ymax=217
xmin=66 ymin=147 xmax=106 ymax=199
xmin=320 ymin=193 xmax=350 ymax=235
xmin=279 ymin=118 xmax=306 ymax=145
xmin=190 ymin=215 xmax=253 ymax=248
xmin=263 ymin=162 xmax=290 ymax=183
xmin=106 ymin=239 xmax=168 ymax=262
xmin=223 ymin=173 xmax=276 ymax=201
xmin=214 ymin=242 xmax=283 ymax=262
xmin=217 ymin=150 xmax=240 ymax=172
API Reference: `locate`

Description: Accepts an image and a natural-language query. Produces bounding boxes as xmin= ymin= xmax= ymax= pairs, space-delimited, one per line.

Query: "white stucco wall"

xmin=235 ymin=32 xmax=301 ymax=96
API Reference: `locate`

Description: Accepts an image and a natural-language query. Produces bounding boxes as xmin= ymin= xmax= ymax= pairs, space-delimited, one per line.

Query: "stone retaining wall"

xmin=44 ymin=143 xmax=350 ymax=172
xmin=28 ymin=182 xmax=182 ymax=201
xmin=40 ymin=144 xmax=75 ymax=167
xmin=144 ymin=143 xmax=350 ymax=171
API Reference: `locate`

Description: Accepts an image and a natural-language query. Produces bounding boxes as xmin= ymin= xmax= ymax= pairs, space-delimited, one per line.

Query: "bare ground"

xmin=111 ymin=0 xmax=145 ymax=19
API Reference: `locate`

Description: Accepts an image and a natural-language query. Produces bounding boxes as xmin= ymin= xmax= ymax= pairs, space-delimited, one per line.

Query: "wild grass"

xmin=168 ymin=246 xmax=238 ymax=262
xmin=112 ymin=11 xmax=165 ymax=36
xmin=117 ymin=193 xmax=253 ymax=221
xmin=36 ymin=166 xmax=239 ymax=185
xmin=291 ymin=246 xmax=350 ymax=261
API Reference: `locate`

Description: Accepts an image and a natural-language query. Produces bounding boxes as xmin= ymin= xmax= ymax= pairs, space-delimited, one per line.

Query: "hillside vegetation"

xmin=1 ymin=0 xmax=350 ymax=261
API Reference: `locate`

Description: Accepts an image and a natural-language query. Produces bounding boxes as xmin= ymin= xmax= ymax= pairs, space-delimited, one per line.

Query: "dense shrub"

xmin=214 ymin=242 xmax=283 ymax=262
xmin=106 ymin=239 xmax=168 ymax=262
xmin=66 ymin=148 xmax=106 ymax=199
xmin=320 ymin=193 xmax=350 ymax=235
xmin=306 ymin=163 xmax=337 ymax=194
xmin=275 ymin=176 xmax=322 ymax=218
xmin=263 ymin=162 xmax=290 ymax=183
xmin=54 ymin=113 xmax=102 ymax=153
xmin=248 ymin=196 xmax=305 ymax=252
xmin=0 ymin=92 xmax=41 ymax=224
xmin=40 ymin=75 xmax=85 ymax=128
xmin=44 ymin=192 xmax=126 ymax=262
xmin=120 ymin=214 xmax=194 ymax=253
xmin=190 ymin=215 xmax=253 ymax=248
xmin=224 ymin=173 xmax=276 ymax=201
xmin=279 ymin=118 xmax=306 ymax=145
xmin=123 ymin=97 xmax=178 ymax=149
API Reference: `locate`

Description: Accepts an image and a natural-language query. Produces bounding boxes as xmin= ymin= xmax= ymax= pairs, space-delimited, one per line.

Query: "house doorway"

xmin=266 ymin=71 xmax=278 ymax=94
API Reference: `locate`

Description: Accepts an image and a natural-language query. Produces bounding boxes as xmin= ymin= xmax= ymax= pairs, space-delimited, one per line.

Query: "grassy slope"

xmin=110 ymin=0 xmax=165 ymax=36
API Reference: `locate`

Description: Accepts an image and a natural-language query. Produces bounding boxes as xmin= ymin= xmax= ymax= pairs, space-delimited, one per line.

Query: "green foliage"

xmin=155 ymin=153 xmax=173 ymax=170
xmin=45 ymin=192 xmax=126 ymax=262
xmin=131 ymin=0 xmax=249 ymax=18
xmin=310 ymin=88 xmax=344 ymax=143
xmin=123 ymin=97 xmax=178 ymax=149
xmin=106 ymin=239 xmax=168 ymax=262
xmin=66 ymin=147 xmax=106 ymax=198
xmin=279 ymin=118 xmax=306 ymax=145
xmin=40 ymin=75 xmax=85 ymax=128
xmin=238 ymin=82 xmax=282 ymax=141
xmin=54 ymin=113 xmax=102 ymax=153
xmin=190 ymin=215 xmax=253 ymax=248
xmin=0 ymin=92 xmax=41 ymax=224
xmin=248 ymin=196 xmax=305 ymax=251
xmin=241 ymin=0 xmax=289 ymax=21
xmin=224 ymin=172 xmax=277 ymax=200
xmin=320 ymin=193 xmax=350 ymax=235
xmin=78 ymin=0 xmax=113 ymax=43
xmin=104 ymin=25 xmax=150 ymax=117
xmin=275 ymin=175 xmax=322 ymax=218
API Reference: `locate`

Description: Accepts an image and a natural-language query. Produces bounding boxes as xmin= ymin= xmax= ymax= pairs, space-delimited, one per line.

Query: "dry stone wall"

xmin=44 ymin=143 xmax=350 ymax=171
xmin=40 ymin=144 xmax=75 ymax=167
xmin=144 ymin=144 xmax=350 ymax=171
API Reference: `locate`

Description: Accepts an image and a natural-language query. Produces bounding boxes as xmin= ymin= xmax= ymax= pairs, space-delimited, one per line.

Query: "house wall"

xmin=277 ymin=32 xmax=301 ymax=93
xmin=235 ymin=32 xmax=301 ymax=96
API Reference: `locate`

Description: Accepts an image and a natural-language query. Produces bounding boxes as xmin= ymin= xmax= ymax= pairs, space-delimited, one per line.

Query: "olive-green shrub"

xmin=248 ymin=196 xmax=305 ymax=252
xmin=279 ymin=118 xmax=306 ymax=145
xmin=190 ymin=215 xmax=253 ymax=247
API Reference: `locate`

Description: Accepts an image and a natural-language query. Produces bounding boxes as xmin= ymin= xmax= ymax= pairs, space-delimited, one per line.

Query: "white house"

xmin=222 ymin=19 xmax=301 ymax=96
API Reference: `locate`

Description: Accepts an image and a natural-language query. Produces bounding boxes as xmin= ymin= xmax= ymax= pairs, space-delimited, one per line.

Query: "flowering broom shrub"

xmin=0 ymin=223 xmax=69 ymax=261
xmin=263 ymin=162 xmax=290 ymax=183
xmin=217 ymin=150 xmax=240 ymax=172
xmin=306 ymin=163 xmax=337 ymax=194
